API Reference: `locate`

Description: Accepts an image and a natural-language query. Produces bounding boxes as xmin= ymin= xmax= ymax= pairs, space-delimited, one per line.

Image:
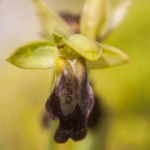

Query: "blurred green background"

xmin=0 ymin=0 xmax=150 ymax=150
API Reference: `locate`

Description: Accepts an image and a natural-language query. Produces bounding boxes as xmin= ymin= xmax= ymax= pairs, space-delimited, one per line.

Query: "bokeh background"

xmin=0 ymin=0 xmax=150 ymax=150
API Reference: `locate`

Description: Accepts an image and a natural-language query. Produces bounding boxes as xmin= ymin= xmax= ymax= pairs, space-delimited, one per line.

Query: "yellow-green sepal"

xmin=62 ymin=34 xmax=103 ymax=60
xmin=7 ymin=41 xmax=57 ymax=69
xmin=86 ymin=44 xmax=129 ymax=69
xmin=80 ymin=0 xmax=110 ymax=40
xmin=33 ymin=0 xmax=72 ymax=38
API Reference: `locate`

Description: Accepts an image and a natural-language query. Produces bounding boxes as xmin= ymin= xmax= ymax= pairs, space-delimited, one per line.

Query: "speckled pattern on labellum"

xmin=46 ymin=56 xmax=94 ymax=143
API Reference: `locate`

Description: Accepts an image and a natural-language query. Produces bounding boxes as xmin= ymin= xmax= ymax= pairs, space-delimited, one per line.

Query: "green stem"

xmin=48 ymin=120 xmax=58 ymax=150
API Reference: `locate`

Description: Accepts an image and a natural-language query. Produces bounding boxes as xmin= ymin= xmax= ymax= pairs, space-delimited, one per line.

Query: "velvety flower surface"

xmin=46 ymin=56 xmax=94 ymax=143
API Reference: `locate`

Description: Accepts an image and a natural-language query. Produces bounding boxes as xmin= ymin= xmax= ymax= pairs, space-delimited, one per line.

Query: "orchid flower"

xmin=7 ymin=30 xmax=129 ymax=142
xmin=7 ymin=0 xmax=130 ymax=143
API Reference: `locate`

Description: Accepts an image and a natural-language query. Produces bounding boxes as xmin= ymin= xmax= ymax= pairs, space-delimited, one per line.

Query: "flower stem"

xmin=48 ymin=120 xmax=58 ymax=150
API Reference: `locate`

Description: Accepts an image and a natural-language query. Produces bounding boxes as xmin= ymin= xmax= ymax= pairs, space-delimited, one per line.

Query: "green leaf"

xmin=86 ymin=44 xmax=129 ymax=69
xmin=33 ymin=0 xmax=72 ymax=38
xmin=62 ymin=34 xmax=103 ymax=60
xmin=7 ymin=41 xmax=57 ymax=69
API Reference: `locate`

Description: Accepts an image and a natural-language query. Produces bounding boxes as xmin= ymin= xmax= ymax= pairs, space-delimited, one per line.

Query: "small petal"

xmin=110 ymin=0 xmax=132 ymax=30
xmin=7 ymin=41 xmax=57 ymax=69
xmin=63 ymin=34 xmax=103 ymax=60
xmin=86 ymin=44 xmax=129 ymax=69
xmin=33 ymin=0 xmax=72 ymax=38
xmin=80 ymin=0 xmax=110 ymax=40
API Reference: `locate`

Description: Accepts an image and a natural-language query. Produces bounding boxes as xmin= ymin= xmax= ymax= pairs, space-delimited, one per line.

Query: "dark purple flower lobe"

xmin=46 ymin=56 xmax=94 ymax=143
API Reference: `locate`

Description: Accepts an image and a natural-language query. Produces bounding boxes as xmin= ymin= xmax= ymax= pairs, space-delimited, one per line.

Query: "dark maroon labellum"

xmin=46 ymin=56 xmax=94 ymax=143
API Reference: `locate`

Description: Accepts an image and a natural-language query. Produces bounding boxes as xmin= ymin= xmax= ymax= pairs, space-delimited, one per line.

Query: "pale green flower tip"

xmin=52 ymin=30 xmax=66 ymax=38
xmin=6 ymin=57 xmax=13 ymax=65
xmin=63 ymin=34 xmax=103 ymax=61
xmin=6 ymin=56 xmax=28 ymax=69
xmin=121 ymin=53 xmax=130 ymax=64
xmin=101 ymin=44 xmax=130 ymax=64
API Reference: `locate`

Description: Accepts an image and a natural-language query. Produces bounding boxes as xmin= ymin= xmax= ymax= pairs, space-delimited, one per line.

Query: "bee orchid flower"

xmin=7 ymin=30 xmax=129 ymax=143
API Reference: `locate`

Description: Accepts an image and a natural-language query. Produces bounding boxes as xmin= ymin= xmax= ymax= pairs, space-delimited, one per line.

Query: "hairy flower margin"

xmin=7 ymin=0 xmax=131 ymax=143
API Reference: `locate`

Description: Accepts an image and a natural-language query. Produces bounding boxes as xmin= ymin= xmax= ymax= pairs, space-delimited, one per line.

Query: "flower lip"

xmin=46 ymin=56 xmax=94 ymax=143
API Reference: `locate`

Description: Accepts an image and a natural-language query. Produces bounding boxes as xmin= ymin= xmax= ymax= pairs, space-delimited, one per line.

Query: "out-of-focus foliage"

xmin=0 ymin=0 xmax=150 ymax=150
xmin=89 ymin=0 xmax=150 ymax=149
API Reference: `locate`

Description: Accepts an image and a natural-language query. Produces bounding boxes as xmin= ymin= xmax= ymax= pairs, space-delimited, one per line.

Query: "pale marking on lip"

xmin=67 ymin=59 xmax=77 ymax=74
